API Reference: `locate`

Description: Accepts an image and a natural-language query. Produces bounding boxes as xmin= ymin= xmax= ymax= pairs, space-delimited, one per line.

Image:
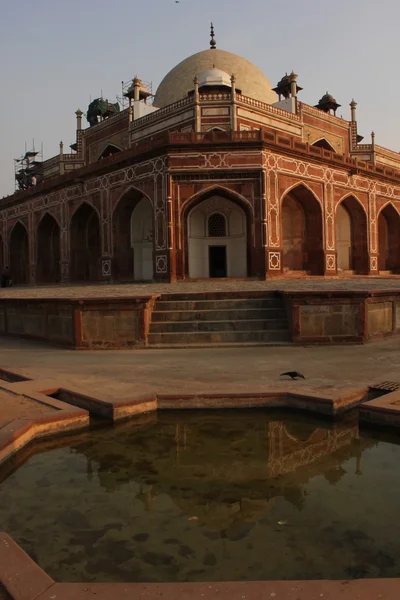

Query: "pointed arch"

xmin=281 ymin=183 xmax=324 ymax=274
xmin=70 ymin=202 xmax=101 ymax=282
xmin=335 ymin=194 xmax=368 ymax=274
xmin=377 ymin=200 xmax=400 ymax=219
xmin=112 ymin=187 xmax=154 ymax=281
xmin=311 ymin=138 xmax=337 ymax=153
xmin=336 ymin=192 xmax=367 ymax=216
xmin=112 ymin=185 xmax=153 ymax=216
xmin=70 ymin=200 xmax=101 ymax=221
xmin=9 ymin=221 xmax=29 ymax=284
xmin=96 ymin=143 xmax=122 ymax=161
xmin=182 ymin=185 xmax=254 ymax=219
xmin=280 ymin=181 xmax=322 ymax=208
xmin=37 ymin=213 xmax=60 ymax=283
xmin=184 ymin=185 xmax=251 ymax=278
xmin=377 ymin=202 xmax=400 ymax=272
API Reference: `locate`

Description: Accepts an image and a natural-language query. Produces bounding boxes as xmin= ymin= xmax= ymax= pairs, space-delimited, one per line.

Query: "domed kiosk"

xmin=154 ymin=34 xmax=277 ymax=108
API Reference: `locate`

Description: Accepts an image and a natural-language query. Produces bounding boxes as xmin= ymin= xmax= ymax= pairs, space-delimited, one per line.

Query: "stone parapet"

xmin=284 ymin=289 xmax=400 ymax=344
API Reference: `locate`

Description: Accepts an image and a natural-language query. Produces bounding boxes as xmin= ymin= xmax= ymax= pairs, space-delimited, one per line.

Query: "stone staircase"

xmin=147 ymin=293 xmax=292 ymax=347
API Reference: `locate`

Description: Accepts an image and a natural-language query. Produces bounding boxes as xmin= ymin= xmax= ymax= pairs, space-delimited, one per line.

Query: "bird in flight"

xmin=280 ymin=371 xmax=305 ymax=380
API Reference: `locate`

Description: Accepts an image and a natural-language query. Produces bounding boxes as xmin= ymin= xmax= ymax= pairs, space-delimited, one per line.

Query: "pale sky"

xmin=0 ymin=0 xmax=398 ymax=197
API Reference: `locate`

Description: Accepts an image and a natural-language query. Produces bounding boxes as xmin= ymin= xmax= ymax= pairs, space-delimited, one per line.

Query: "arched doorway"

xmin=378 ymin=204 xmax=400 ymax=272
xmin=187 ymin=195 xmax=247 ymax=278
xmin=335 ymin=196 xmax=368 ymax=274
xmin=113 ymin=191 xmax=154 ymax=281
xmin=70 ymin=203 xmax=101 ymax=282
xmin=10 ymin=222 xmax=29 ymax=284
xmin=281 ymin=185 xmax=323 ymax=274
xmin=37 ymin=214 xmax=60 ymax=283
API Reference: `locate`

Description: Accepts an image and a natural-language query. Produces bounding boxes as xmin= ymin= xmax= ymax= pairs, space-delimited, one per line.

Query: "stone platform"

xmin=1 ymin=277 xmax=400 ymax=348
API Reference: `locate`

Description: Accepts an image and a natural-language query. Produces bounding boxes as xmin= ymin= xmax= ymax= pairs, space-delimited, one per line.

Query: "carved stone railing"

xmin=199 ymin=92 xmax=231 ymax=101
xmin=82 ymin=108 xmax=130 ymax=134
xmin=169 ymin=130 xmax=261 ymax=144
xmin=132 ymin=97 xmax=194 ymax=128
xmin=236 ymin=94 xmax=301 ymax=121
xmin=352 ymin=144 xmax=373 ymax=152
xmin=300 ymin=102 xmax=349 ymax=127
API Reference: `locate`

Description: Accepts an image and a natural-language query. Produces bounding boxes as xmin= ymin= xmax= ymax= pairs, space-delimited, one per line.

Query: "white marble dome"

xmin=154 ymin=48 xmax=277 ymax=108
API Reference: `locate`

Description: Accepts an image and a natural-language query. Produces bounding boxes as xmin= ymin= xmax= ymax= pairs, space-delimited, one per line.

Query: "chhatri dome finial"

xmin=210 ymin=22 xmax=216 ymax=49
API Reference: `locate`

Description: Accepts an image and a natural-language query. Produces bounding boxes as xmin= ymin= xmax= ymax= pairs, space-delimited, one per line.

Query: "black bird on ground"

xmin=280 ymin=371 xmax=305 ymax=380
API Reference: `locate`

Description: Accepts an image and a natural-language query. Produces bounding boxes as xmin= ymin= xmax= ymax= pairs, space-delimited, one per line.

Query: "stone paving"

xmin=0 ymin=334 xmax=399 ymax=404
xmin=1 ymin=276 xmax=400 ymax=299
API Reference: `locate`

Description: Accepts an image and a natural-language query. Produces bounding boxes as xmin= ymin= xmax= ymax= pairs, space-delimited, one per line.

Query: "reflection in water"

xmin=0 ymin=409 xmax=398 ymax=583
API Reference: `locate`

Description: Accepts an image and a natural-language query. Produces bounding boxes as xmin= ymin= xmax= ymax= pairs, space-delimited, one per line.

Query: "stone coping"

xmin=1 ymin=532 xmax=400 ymax=600
xmin=0 ymin=294 xmax=157 ymax=305
xmin=2 ymin=288 xmax=400 ymax=302
xmin=282 ymin=289 xmax=400 ymax=298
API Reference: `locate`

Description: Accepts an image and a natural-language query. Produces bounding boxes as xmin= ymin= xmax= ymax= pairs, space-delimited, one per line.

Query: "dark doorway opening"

xmin=209 ymin=246 xmax=227 ymax=278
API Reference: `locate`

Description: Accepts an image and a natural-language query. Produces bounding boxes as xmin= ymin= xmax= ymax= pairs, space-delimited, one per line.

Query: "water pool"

xmin=0 ymin=410 xmax=399 ymax=583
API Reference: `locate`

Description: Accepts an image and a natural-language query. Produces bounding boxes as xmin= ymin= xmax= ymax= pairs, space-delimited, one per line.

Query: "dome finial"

xmin=210 ymin=22 xmax=216 ymax=49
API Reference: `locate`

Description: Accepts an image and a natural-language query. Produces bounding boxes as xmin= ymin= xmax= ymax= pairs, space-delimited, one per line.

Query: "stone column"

xmin=59 ymin=200 xmax=70 ymax=283
xmin=75 ymin=109 xmax=83 ymax=130
xmin=59 ymin=141 xmax=64 ymax=175
xmin=100 ymin=188 xmax=113 ymax=282
xmin=194 ymin=76 xmax=201 ymax=133
xmin=265 ymin=168 xmax=283 ymax=276
xmin=231 ymin=74 xmax=237 ymax=130
xmin=350 ymin=99 xmax=357 ymax=122
xmin=322 ymin=182 xmax=337 ymax=275
xmin=28 ymin=212 xmax=36 ymax=284
xmin=166 ymin=173 xmax=177 ymax=282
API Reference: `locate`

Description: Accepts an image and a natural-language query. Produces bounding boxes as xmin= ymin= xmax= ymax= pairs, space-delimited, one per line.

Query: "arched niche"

xmin=336 ymin=204 xmax=352 ymax=270
xmin=311 ymin=138 xmax=336 ymax=153
xmin=37 ymin=214 xmax=60 ymax=283
xmin=10 ymin=222 xmax=29 ymax=284
xmin=378 ymin=204 xmax=400 ymax=272
xmin=112 ymin=190 xmax=153 ymax=281
xmin=281 ymin=185 xmax=324 ymax=274
xmin=336 ymin=196 xmax=368 ymax=274
xmin=70 ymin=203 xmax=101 ymax=282
xmin=131 ymin=198 xmax=154 ymax=281
xmin=97 ymin=144 xmax=122 ymax=161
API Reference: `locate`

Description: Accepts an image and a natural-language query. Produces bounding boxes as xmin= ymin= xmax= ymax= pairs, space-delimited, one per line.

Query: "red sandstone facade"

xmin=4 ymin=42 xmax=400 ymax=285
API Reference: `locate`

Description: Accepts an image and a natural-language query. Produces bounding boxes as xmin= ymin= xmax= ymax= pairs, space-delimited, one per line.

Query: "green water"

xmin=0 ymin=410 xmax=399 ymax=583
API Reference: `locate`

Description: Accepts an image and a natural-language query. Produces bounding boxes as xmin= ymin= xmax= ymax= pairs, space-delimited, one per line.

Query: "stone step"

xmin=151 ymin=308 xmax=287 ymax=322
xmin=148 ymin=341 xmax=292 ymax=349
xmin=148 ymin=329 xmax=292 ymax=345
xmin=154 ymin=298 xmax=284 ymax=311
xmin=150 ymin=318 xmax=289 ymax=333
xmin=156 ymin=292 xmax=280 ymax=302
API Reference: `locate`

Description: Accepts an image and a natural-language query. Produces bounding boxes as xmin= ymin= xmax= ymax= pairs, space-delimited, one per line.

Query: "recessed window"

xmin=208 ymin=213 xmax=226 ymax=237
